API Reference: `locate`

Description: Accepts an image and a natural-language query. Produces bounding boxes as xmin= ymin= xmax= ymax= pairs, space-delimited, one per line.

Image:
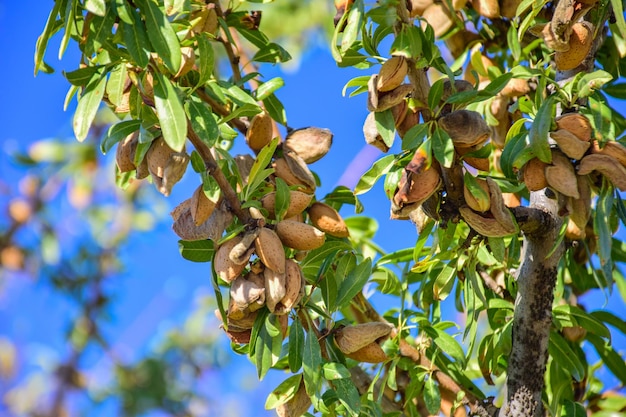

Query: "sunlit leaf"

xmin=137 ymin=0 xmax=181 ymax=74
xmin=73 ymin=73 xmax=107 ymax=142
xmin=335 ymin=258 xmax=372 ymax=309
xmin=265 ymin=374 xmax=302 ymax=410
xmin=178 ymin=240 xmax=214 ymax=262
xmin=152 ymin=71 xmax=187 ymax=152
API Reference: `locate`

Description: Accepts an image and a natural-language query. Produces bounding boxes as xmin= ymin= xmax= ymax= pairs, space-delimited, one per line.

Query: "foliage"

xmin=18 ymin=0 xmax=626 ymax=416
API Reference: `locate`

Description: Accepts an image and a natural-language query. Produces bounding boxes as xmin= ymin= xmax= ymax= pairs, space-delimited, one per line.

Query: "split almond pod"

xmin=463 ymin=177 xmax=491 ymax=212
xmin=261 ymin=190 xmax=313 ymax=220
xmin=246 ymin=112 xmax=274 ymax=153
xmin=284 ymin=127 xmax=333 ymax=164
xmin=439 ymin=110 xmax=491 ymax=148
xmin=229 ymin=229 xmax=259 ymax=265
xmin=460 ymin=206 xmax=517 ymax=237
xmin=486 ymin=177 xmax=517 ymax=232
xmin=555 ymin=113 xmax=592 ymax=142
xmin=190 ymin=184 xmax=217 ymax=226
xmin=592 ymin=141 xmax=626 ymax=167
xmin=567 ymin=175 xmax=592 ymax=233
xmin=555 ymin=22 xmax=594 ymax=71
xmin=422 ymin=3 xmax=454 ymax=38
xmin=308 ymin=202 xmax=350 ymax=238
xmin=275 ymin=220 xmax=326 ymax=251
xmin=346 ymin=342 xmax=388 ymax=363
xmin=334 ymin=322 xmax=394 ymax=354
xmin=115 ymin=131 xmax=139 ymax=172
xmin=377 ymin=56 xmax=408 ymax=93
xmin=255 ymin=227 xmax=286 ymax=274
xmin=264 ymin=266 xmax=286 ymax=313
xmin=363 ymin=112 xmax=389 ymax=152
xmin=172 ymin=199 xmax=233 ymax=242
xmin=578 ymin=154 xmax=626 ymax=191
xmin=376 ymin=84 xmax=414 ymax=112
xmin=274 ymin=259 xmax=305 ymax=315
xmin=523 ymin=157 xmax=549 ymax=191
xmin=545 ymin=151 xmax=580 ymax=198
xmin=550 ymin=129 xmax=590 ymax=160
xmin=472 ymin=0 xmax=500 ymax=19
xmin=393 ymin=163 xmax=442 ymax=208
xmin=214 ymin=236 xmax=247 ymax=283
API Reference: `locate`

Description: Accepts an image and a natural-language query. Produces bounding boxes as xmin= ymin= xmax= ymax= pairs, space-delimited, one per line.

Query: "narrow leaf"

xmin=101 ymin=120 xmax=142 ymax=154
xmin=289 ymin=320 xmax=304 ymax=372
xmin=336 ymin=258 xmax=372 ymax=309
xmin=178 ymin=240 xmax=214 ymax=262
xmin=73 ymin=73 xmax=107 ymax=142
xmin=137 ymin=0 xmax=181 ymax=74
xmin=354 ymin=154 xmax=395 ymax=195
xmin=529 ymin=95 xmax=554 ymax=163
xmin=303 ymin=329 xmax=322 ymax=398
xmin=186 ymin=97 xmax=219 ymax=148
xmin=153 ymin=71 xmax=187 ymax=152
xmin=122 ymin=10 xmax=151 ymax=68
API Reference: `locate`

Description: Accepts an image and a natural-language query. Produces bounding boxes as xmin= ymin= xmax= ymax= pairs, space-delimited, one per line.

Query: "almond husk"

xmin=409 ymin=0 xmax=435 ymax=16
xmin=276 ymin=380 xmax=311 ymax=417
xmin=334 ymin=323 xmax=394 ymax=354
xmin=460 ymin=206 xmax=517 ymax=237
xmin=308 ymin=202 xmax=350 ymax=238
xmin=273 ymin=158 xmax=314 ymax=194
xmin=115 ymin=131 xmax=139 ymax=173
xmin=523 ymin=157 xmax=549 ymax=191
xmin=567 ymin=175 xmax=592 ymax=234
xmin=274 ymin=259 xmax=305 ymax=315
xmin=439 ymin=110 xmax=491 ymax=148
xmin=346 ymin=342 xmax=388 ymax=363
xmin=172 ymin=199 xmax=233 ymax=242
xmin=421 ymin=3 xmax=454 ymax=38
xmin=464 ymin=177 xmax=491 ymax=212
xmin=550 ymin=129 xmax=590 ymax=160
xmin=591 ymin=141 xmax=626 ymax=167
xmin=246 ymin=112 xmax=274 ymax=153
xmin=555 ymin=22 xmax=594 ymax=71
xmin=214 ymin=236 xmax=247 ymax=283
xmin=377 ymin=56 xmax=408 ymax=93
xmin=363 ymin=112 xmax=389 ymax=152
xmin=463 ymin=156 xmax=490 ymax=172
xmin=500 ymin=0 xmax=523 ymax=18
xmin=190 ymin=184 xmax=217 ymax=226
xmin=578 ymin=153 xmax=626 ymax=191
xmin=545 ymin=150 xmax=580 ymax=198
xmin=261 ymin=190 xmax=313 ymax=220
xmin=275 ymin=220 xmax=326 ymax=251
xmin=472 ymin=0 xmax=500 ymax=19
xmin=555 ymin=113 xmax=592 ymax=142
xmin=264 ymin=266 xmax=286 ymax=313
xmin=394 ymin=160 xmax=442 ymax=208
xmin=229 ymin=275 xmax=265 ymax=318
xmin=284 ymin=127 xmax=333 ymax=164
xmin=229 ymin=229 xmax=259 ymax=265
xmin=255 ymin=227 xmax=286 ymax=274
xmin=486 ymin=177 xmax=517 ymax=232
xmin=282 ymin=150 xmax=317 ymax=192
xmin=174 ymin=46 xmax=196 ymax=78
xmin=396 ymin=108 xmax=420 ymax=139
xmin=501 ymin=78 xmax=530 ymax=98
xmin=376 ymin=84 xmax=414 ymax=112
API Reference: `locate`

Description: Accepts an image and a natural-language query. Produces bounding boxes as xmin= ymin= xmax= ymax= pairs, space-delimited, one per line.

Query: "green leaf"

xmin=289 ymin=320 xmax=304 ymax=373
xmin=64 ymin=66 xmax=104 ymax=87
xmin=591 ymin=310 xmax=626 ymax=336
xmin=354 ymin=154 xmax=395 ymax=195
xmin=186 ymin=97 xmax=219 ymax=148
xmin=333 ymin=378 xmax=361 ymax=416
xmin=402 ymin=123 xmax=429 ymax=150
xmin=341 ymin=0 xmax=363 ymax=53
xmin=121 ymin=9 xmax=151 ymax=68
xmin=303 ymin=329 xmax=322 ymax=398
xmin=390 ymin=24 xmax=422 ymax=59
xmin=83 ymin=7 xmax=116 ymax=58
xmin=263 ymin=94 xmax=287 ymax=126
xmin=428 ymin=78 xmax=445 ymax=111
xmin=115 ymin=0 xmax=134 ymax=24
xmin=253 ymin=42 xmax=292 ymax=63
xmin=610 ymin=0 xmax=626 ymax=40
xmin=84 ymin=0 xmax=106 ymax=16
xmin=265 ymin=374 xmax=303 ymax=410
xmin=255 ymin=315 xmax=283 ymax=380
xmin=300 ymin=241 xmax=351 ymax=282
xmin=244 ymin=137 xmax=279 ymax=200
xmin=35 ymin=1 xmax=63 ymax=75
xmin=548 ymin=331 xmax=585 ymax=381
xmin=73 ymin=73 xmax=107 ymax=142
xmin=137 ymin=0 xmax=181 ymax=74
xmin=164 ymin=0 xmax=185 ymax=15
xmin=336 ymin=258 xmax=372 ymax=309
xmin=196 ymin=33 xmax=214 ymax=88
xmin=433 ymin=263 xmax=456 ymax=301
xmin=424 ymin=376 xmax=441 ymax=415
xmin=432 ymin=126 xmax=455 ymax=168
xmin=322 ymin=363 xmax=351 ymax=380
xmin=484 ymin=73 xmax=513 ymax=97
xmin=429 ymin=326 xmax=466 ymax=366
xmin=101 ymin=120 xmax=142 ymax=154
xmin=587 ymin=333 xmax=626 ymax=384
xmin=106 ymin=64 xmax=128 ymax=107
xmin=178 ymin=240 xmax=214 ymax=262
xmin=374 ymin=109 xmax=396 ymax=149
xmin=553 ymin=305 xmax=610 ymax=339
xmin=152 ymin=71 xmax=187 ymax=152
xmin=529 ymin=95 xmax=554 ymax=163
xmin=595 ymin=184 xmax=614 ymax=289
xmin=255 ymin=77 xmax=284 ymax=101
xmin=562 ymin=400 xmax=586 ymax=417
xmin=577 ymin=70 xmax=613 ymax=98
xmin=507 ymin=24 xmax=521 ymax=61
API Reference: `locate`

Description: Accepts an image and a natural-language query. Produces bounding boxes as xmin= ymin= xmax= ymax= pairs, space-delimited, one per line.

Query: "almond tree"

xmin=35 ymin=0 xmax=626 ymax=416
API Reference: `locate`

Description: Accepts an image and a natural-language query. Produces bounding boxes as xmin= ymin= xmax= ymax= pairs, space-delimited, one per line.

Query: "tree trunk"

xmin=501 ymin=190 xmax=563 ymax=416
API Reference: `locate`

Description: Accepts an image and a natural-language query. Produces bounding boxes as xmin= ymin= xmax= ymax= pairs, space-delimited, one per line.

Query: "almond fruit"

xmin=545 ymin=150 xmax=580 ymax=198
xmin=246 ymin=112 xmax=274 ymax=153
xmin=523 ymin=157 xmax=549 ymax=191
xmin=214 ymin=236 xmax=247 ymax=283
xmin=555 ymin=113 xmax=592 ymax=142
xmin=274 ymin=259 xmax=305 ymax=315
xmin=254 ymin=227 xmax=286 ymax=274
xmin=550 ymin=129 xmax=590 ymax=160
xmin=555 ymin=22 xmax=594 ymax=71
xmin=284 ymin=127 xmax=333 ymax=164
xmin=439 ymin=110 xmax=491 ymax=148
xmin=261 ymin=190 xmax=313 ymax=220
xmin=115 ymin=131 xmax=139 ymax=173
xmin=275 ymin=220 xmax=326 ymax=251
xmin=190 ymin=184 xmax=217 ymax=226
xmin=460 ymin=206 xmax=517 ymax=237
xmin=264 ymin=266 xmax=286 ymax=313
xmin=377 ymin=56 xmax=408 ymax=93
xmin=578 ymin=153 xmax=626 ymax=191
xmin=334 ymin=322 xmax=393 ymax=354
xmin=308 ymin=202 xmax=350 ymax=238
xmin=463 ymin=176 xmax=490 ymax=212
xmin=591 ymin=141 xmax=626 ymax=167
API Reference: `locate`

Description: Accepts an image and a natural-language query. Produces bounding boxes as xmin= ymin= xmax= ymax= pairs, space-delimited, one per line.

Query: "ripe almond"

xmin=190 ymin=184 xmax=217 ymax=226
xmin=246 ymin=112 xmax=274 ymax=153
xmin=214 ymin=236 xmax=247 ymax=283
xmin=555 ymin=22 xmax=593 ymax=71
xmin=555 ymin=113 xmax=592 ymax=142
xmin=472 ymin=0 xmax=500 ymax=19
xmin=346 ymin=342 xmax=388 ymax=363
xmin=276 ymin=380 xmax=311 ymax=417
xmin=421 ymin=3 xmax=453 ymax=38
xmin=463 ymin=177 xmax=490 ymax=212
xmin=274 ymin=259 xmax=305 ymax=315
xmin=439 ymin=110 xmax=491 ymax=148
xmin=275 ymin=220 xmax=326 ymax=251
xmin=261 ymin=190 xmax=313 ymax=220
xmin=523 ymin=157 xmax=549 ymax=191
xmin=174 ymin=46 xmax=196 ymax=78
xmin=377 ymin=56 xmax=408 ymax=93
xmin=254 ymin=227 xmax=286 ymax=274
xmin=550 ymin=129 xmax=590 ymax=160
xmin=284 ymin=127 xmax=333 ymax=164
xmin=264 ymin=266 xmax=286 ymax=313
xmin=501 ymin=78 xmax=530 ymax=98
xmin=308 ymin=202 xmax=350 ymax=238
xmin=460 ymin=206 xmax=517 ymax=237
xmin=487 ymin=177 xmax=517 ymax=232
xmin=578 ymin=153 xmax=626 ymax=191
xmin=591 ymin=141 xmax=626 ymax=167
xmin=545 ymin=151 xmax=580 ymax=198
xmin=334 ymin=323 xmax=393 ymax=354
xmin=115 ymin=131 xmax=138 ymax=173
